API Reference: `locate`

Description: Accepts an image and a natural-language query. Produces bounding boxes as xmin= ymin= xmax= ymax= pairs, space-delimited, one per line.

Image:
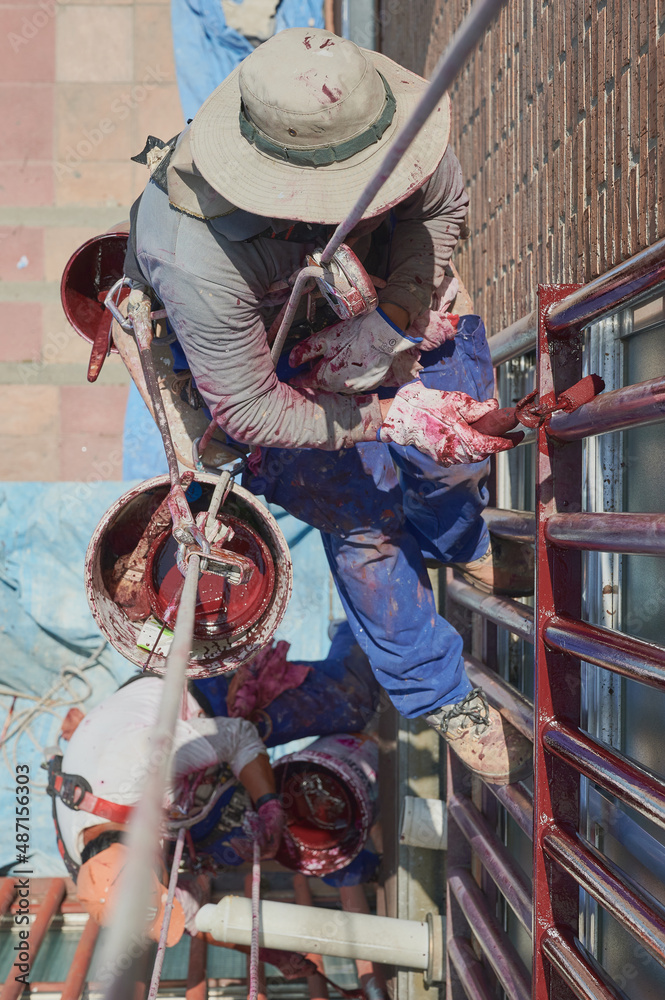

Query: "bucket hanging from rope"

xmin=274 ymin=733 xmax=378 ymax=876
xmin=85 ymin=473 xmax=292 ymax=678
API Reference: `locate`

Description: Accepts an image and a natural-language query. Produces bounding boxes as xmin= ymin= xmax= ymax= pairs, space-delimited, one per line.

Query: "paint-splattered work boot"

xmin=424 ymin=688 xmax=532 ymax=785
xmin=452 ymin=536 xmax=534 ymax=597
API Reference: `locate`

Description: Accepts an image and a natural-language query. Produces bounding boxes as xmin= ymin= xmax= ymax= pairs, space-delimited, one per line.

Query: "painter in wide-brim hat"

xmin=190 ymin=27 xmax=451 ymax=225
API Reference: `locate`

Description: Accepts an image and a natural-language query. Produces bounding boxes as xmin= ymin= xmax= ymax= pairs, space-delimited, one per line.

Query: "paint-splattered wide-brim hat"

xmin=190 ymin=27 xmax=451 ymax=224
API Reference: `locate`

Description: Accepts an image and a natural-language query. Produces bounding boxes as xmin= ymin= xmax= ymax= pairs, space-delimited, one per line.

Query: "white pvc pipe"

xmin=400 ymin=796 xmax=448 ymax=851
xmin=196 ymin=896 xmax=430 ymax=970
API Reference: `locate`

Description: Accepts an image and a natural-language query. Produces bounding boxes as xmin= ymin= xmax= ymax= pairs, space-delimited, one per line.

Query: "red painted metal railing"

xmin=448 ymin=868 xmax=531 ymax=1000
xmin=0 ymin=880 xmax=67 ymax=1000
xmin=444 ymin=244 xmax=665 ymax=1000
xmin=545 ymin=512 xmax=665 ymax=554
xmin=544 ymin=614 xmax=665 ymax=688
xmin=61 ymin=917 xmax=100 ymax=1000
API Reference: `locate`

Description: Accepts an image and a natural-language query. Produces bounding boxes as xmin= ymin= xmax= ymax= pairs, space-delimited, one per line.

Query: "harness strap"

xmin=50 ymin=770 xmax=133 ymax=824
xmin=46 ymin=754 xmax=133 ymax=879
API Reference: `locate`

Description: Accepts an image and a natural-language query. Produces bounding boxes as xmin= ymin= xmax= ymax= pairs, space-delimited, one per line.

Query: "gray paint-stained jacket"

xmin=134 ymin=145 xmax=469 ymax=451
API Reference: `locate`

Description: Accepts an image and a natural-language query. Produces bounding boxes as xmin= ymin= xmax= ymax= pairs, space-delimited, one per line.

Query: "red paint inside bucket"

xmin=60 ymin=232 xmax=128 ymax=346
xmin=282 ymin=767 xmax=354 ymax=850
xmin=146 ymin=514 xmax=275 ymax=639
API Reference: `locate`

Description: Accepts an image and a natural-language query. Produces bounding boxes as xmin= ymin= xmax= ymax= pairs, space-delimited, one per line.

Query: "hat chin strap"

xmin=239 ymin=72 xmax=397 ymax=168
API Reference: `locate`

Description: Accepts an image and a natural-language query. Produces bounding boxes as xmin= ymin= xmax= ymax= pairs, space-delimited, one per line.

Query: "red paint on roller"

xmin=470 ymin=406 xmax=519 ymax=437
xmin=556 ymin=373 xmax=605 ymax=411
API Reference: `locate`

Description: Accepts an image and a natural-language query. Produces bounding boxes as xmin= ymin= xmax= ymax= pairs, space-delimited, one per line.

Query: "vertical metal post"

xmin=293 ymin=875 xmax=329 ymax=1000
xmin=186 ymin=933 xmax=208 ymax=1000
xmin=533 ymin=285 xmax=584 ymax=1000
xmin=61 ymin=917 xmax=100 ymax=1000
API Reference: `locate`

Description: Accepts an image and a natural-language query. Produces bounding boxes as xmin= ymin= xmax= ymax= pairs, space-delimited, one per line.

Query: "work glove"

xmin=381 ymin=309 xmax=460 ymax=388
xmin=379 ymin=381 xmax=518 ymax=467
xmin=409 ymin=307 xmax=459 ymax=351
xmin=289 ymin=308 xmax=422 ymax=394
xmin=230 ymin=798 xmax=288 ymax=861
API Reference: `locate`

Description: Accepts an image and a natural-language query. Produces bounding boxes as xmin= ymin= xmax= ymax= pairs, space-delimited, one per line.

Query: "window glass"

xmin=580 ymin=296 xmax=665 ymax=995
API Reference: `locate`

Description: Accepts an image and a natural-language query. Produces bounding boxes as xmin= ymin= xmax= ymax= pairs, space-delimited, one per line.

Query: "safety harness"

xmin=45 ymin=753 xmax=133 ymax=879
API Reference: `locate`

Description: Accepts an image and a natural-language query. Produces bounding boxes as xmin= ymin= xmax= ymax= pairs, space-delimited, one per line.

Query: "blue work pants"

xmin=245 ymin=315 xmax=495 ymax=719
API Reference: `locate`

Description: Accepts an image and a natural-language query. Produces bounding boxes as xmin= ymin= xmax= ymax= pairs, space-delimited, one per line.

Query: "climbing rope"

xmin=98 ymin=2 xmax=510 ymax=995
xmin=147 ymin=828 xmax=187 ymax=1000
xmin=101 ymin=552 xmax=201 ymax=1000
xmin=249 ymin=840 xmax=261 ymax=1000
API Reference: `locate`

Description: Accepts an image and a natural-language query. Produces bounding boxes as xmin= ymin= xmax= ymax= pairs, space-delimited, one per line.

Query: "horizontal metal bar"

xmin=448 ymin=868 xmax=531 ymax=1000
xmin=545 ymin=236 xmax=665 ymax=333
xmin=546 ymin=512 xmax=665 ymax=555
xmin=482 ymin=508 xmax=535 ymax=544
xmin=548 ymin=376 xmax=665 ymax=441
xmin=61 ymin=917 xmax=100 ymax=1000
xmin=481 ymin=779 xmax=534 ymax=840
xmin=464 ymin=654 xmax=534 ymax=740
xmin=489 ymin=311 xmax=538 ymax=365
xmin=543 ymin=823 xmax=665 ymax=969
xmin=446 ymin=577 xmax=534 ymax=642
xmin=543 ymin=721 xmax=665 ymax=833
xmin=544 ymin=614 xmax=665 ymax=691
xmin=448 ymin=794 xmax=532 ymax=932
xmin=541 ymin=926 xmax=629 ymax=1000
xmin=447 ymin=935 xmax=496 ymax=1000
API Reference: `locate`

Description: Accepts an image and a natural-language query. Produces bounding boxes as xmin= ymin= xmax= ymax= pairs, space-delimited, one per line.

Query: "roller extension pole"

xmin=319 ymin=0 xmax=509 ymax=265
xmin=128 ymin=291 xmax=201 ymax=546
xmin=195 ymin=897 xmax=443 ymax=980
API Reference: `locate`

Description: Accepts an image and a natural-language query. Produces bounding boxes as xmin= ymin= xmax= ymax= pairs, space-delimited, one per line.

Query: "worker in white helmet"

xmin=124 ymin=27 xmax=532 ymax=784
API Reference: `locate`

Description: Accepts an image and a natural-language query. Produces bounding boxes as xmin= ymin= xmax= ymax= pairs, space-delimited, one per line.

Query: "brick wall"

xmin=378 ymin=0 xmax=664 ymax=332
xmin=0 ymin=0 xmax=183 ymax=480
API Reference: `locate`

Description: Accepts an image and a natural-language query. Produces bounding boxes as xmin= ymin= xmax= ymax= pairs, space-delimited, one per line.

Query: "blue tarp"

xmin=171 ymin=0 xmax=325 ymax=121
xmin=0 ymin=481 xmax=340 ymax=874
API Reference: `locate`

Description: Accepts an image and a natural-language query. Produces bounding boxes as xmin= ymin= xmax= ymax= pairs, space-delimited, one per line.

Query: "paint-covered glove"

xmin=230 ymin=798 xmax=286 ymax=860
xmin=381 ymin=309 xmax=460 ymax=388
xmin=289 ymin=308 xmax=421 ymax=394
xmin=380 ymin=382 xmax=518 ymax=467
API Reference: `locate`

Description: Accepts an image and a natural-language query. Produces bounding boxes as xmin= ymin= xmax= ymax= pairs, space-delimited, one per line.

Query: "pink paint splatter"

xmin=303 ymin=34 xmax=312 ymax=49
xmin=321 ymin=84 xmax=341 ymax=103
xmin=319 ymin=38 xmax=334 ymax=48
